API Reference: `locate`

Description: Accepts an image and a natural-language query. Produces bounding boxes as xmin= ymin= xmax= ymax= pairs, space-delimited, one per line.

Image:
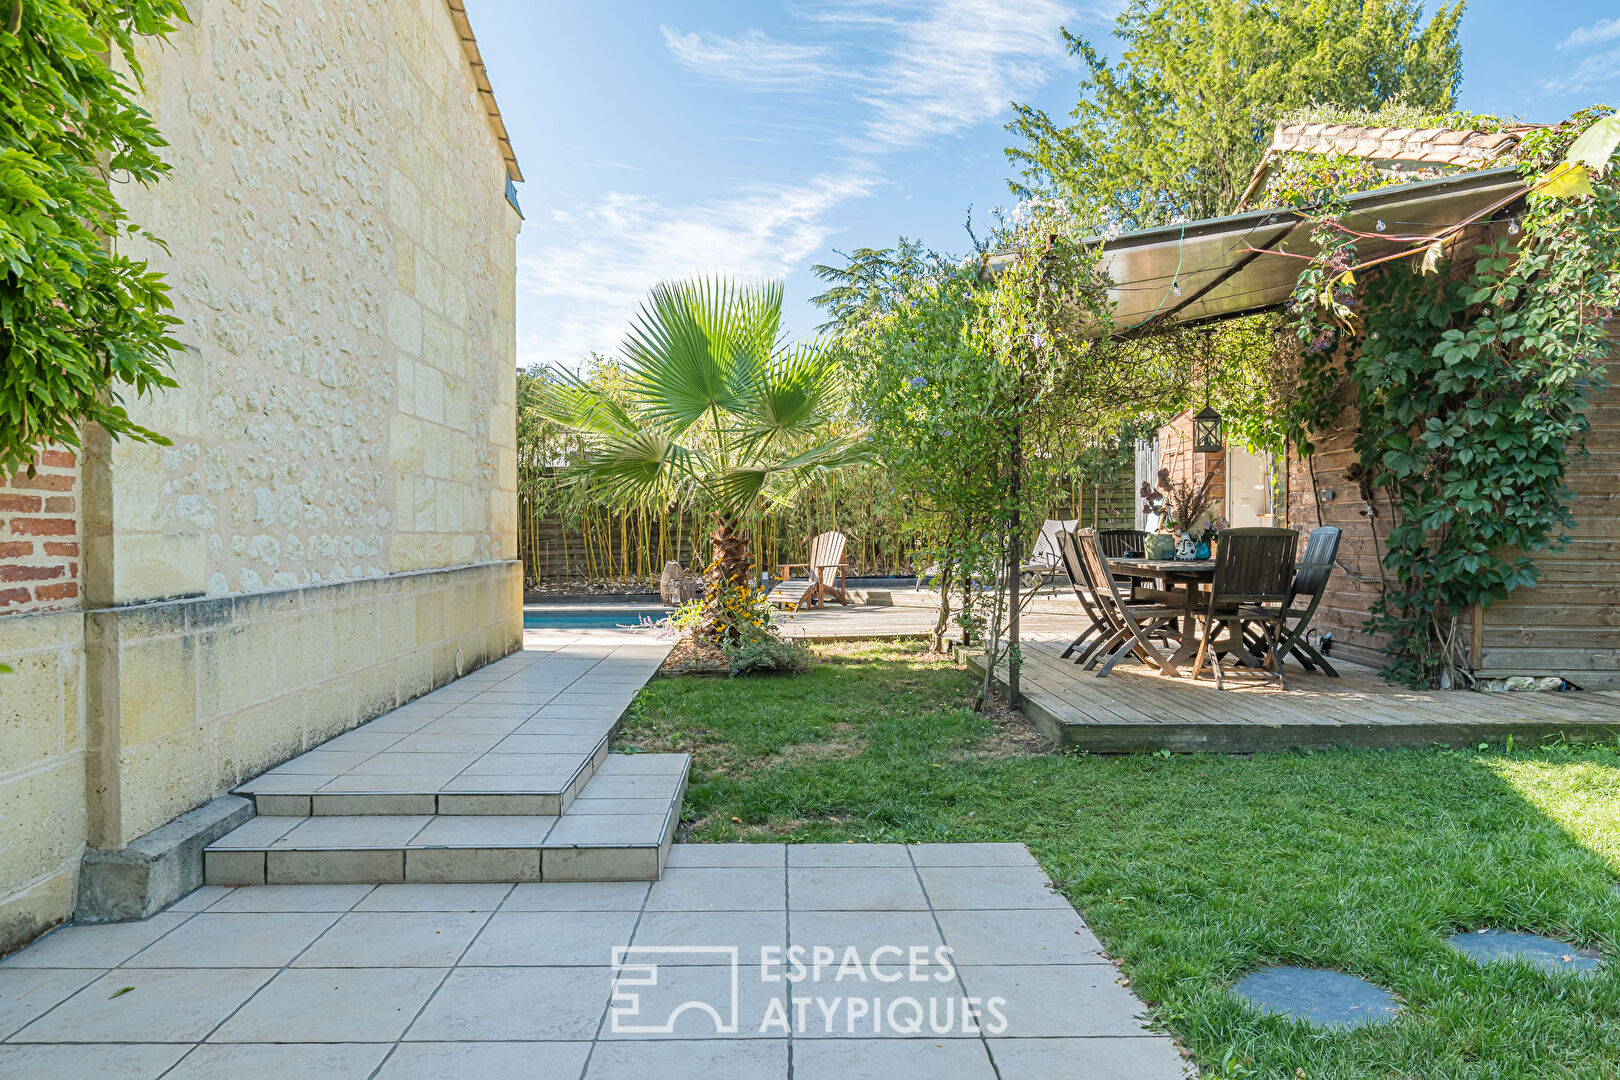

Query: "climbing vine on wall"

xmin=1283 ymin=108 xmax=1620 ymax=687
xmin=0 ymin=0 xmax=190 ymax=476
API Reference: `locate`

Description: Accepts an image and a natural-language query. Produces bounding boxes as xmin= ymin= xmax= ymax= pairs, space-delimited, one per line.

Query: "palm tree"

xmin=536 ymin=276 xmax=860 ymax=640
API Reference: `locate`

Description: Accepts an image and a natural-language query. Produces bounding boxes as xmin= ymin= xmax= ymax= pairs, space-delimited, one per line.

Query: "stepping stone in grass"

xmin=1446 ymin=930 xmax=1603 ymax=976
xmin=1232 ymin=966 xmax=1401 ymax=1028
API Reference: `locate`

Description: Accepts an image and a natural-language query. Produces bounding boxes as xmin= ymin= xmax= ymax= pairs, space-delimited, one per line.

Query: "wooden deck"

xmin=974 ymin=627 xmax=1620 ymax=753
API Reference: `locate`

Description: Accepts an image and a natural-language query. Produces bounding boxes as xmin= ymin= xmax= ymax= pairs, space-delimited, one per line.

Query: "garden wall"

xmin=0 ymin=0 xmax=523 ymax=951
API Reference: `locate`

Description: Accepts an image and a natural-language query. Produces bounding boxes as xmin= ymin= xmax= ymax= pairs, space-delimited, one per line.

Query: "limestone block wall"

xmin=107 ymin=0 xmax=520 ymax=602
xmin=86 ymin=561 xmax=521 ymax=850
xmin=0 ymin=0 xmax=522 ymax=951
xmin=0 ymin=611 xmax=88 ymax=949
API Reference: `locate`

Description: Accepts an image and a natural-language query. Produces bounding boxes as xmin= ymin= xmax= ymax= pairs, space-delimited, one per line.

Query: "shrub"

xmin=721 ymin=621 xmax=811 ymax=676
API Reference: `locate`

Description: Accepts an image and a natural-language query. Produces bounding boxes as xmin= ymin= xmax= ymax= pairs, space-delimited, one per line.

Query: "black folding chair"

xmin=1096 ymin=529 xmax=1148 ymax=558
xmin=1191 ymin=527 xmax=1298 ymax=690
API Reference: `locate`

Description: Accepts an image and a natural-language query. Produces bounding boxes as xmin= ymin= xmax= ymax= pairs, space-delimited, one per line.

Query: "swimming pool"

xmin=522 ymin=606 xmax=668 ymax=630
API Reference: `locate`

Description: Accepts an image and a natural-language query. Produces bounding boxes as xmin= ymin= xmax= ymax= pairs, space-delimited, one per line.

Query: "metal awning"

xmin=989 ymin=167 xmax=1527 ymax=337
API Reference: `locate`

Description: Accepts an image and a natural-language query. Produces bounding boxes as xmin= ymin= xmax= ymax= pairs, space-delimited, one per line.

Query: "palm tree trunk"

xmin=697 ymin=515 xmax=752 ymax=643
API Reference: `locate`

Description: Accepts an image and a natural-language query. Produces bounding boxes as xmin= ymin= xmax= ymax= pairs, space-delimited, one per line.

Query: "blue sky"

xmin=468 ymin=1 xmax=1620 ymax=370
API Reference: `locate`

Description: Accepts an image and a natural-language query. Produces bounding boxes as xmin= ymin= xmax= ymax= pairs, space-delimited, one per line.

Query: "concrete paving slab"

xmin=163 ymin=1042 xmax=391 ymax=1079
xmin=461 ymin=911 xmax=639 ymax=966
xmin=504 ymin=881 xmax=650 ymax=911
xmin=292 ymin=911 xmax=489 ymax=967
xmin=378 ymin=1041 xmax=592 ymax=1078
xmin=645 ymin=868 xmax=786 ymax=912
xmin=0 ymin=1043 xmax=190 ymax=1078
xmin=10 ymin=967 xmax=273 ymax=1042
xmin=1231 ymin=965 xmax=1401 ymax=1028
xmin=405 ymin=966 xmax=609 ymax=1041
xmin=0 ymin=967 xmax=103 ymax=1039
xmin=0 ymin=912 xmax=193 ymax=968
xmin=128 ymin=912 xmax=341 ymax=968
xmin=210 ymin=966 xmax=444 ymax=1042
xmin=988 ymin=1035 xmax=1191 ymax=1079
xmin=789 ymin=867 xmax=930 ymax=911
xmin=792 ymin=1038 xmax=994 ymax=1078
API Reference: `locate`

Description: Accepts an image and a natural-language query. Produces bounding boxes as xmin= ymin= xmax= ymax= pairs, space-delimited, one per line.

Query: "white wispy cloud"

xmin=1542 ymin=16 xmax=1620 ymax=96
xmin=847 ymin=0 xmax=1078 ymax=149
xmin=523 ymin=1 xmax=1089 ymax=367
xmin=664 ymin=0 xmax=1083 ymax=149
xmin=660 ymin=26 xmax=844 ymax=88
xmin=517 ymin=174 xmax=874 ymax=369
xmin=1557 ymin=17 xmax=1620 ymax=51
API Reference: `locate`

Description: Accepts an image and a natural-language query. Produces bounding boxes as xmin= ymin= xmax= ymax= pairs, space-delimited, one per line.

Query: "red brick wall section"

xmin=0 ymin=449 xmax=82 ymax=613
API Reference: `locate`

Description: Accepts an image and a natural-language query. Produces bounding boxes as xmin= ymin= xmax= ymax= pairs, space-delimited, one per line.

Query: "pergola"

xmin=991 ymin=165 xmax=1530 ymax=703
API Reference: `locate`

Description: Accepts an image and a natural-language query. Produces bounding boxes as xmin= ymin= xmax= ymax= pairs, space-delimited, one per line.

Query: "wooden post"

xmin=1008 ymin=420 xmax=1022 ymax=707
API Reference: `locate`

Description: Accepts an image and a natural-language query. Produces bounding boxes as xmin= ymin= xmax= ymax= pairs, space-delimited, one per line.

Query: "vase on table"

xmin=1143 ymin=533 xmax=1176 ymax=560
xmin=1174 ymin=532 xmax=1198 ymax=561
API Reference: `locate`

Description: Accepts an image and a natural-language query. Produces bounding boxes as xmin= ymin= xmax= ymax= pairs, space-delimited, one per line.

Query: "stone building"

xmin=0 ymin=0 xmax=523 ymax=950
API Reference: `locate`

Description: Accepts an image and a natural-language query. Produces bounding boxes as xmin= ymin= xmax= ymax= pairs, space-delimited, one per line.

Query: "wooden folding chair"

xmin=1243 ymin=526 xmax=1341 ymax=676
xmin=1071 ymin=528 xmax=1186 ymax=678
xmin=1055 ymin=530 xmax=1112 ymax=664
xmin=1191 ymin=527 xmax=1298 ymax=690
xmin=1097 ymin=527 xmax=1151 ymax=600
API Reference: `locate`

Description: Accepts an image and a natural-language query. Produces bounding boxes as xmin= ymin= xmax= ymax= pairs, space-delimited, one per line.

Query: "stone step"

xmin=204 ymin=753 xmax=688 ymax=886
xmin=234 ymin=723 xmax=616 ymax=817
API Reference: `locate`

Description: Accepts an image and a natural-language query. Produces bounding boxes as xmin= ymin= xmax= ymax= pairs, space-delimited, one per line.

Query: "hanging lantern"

xmin=1193 ymin=403 xmax=1224 ymax=454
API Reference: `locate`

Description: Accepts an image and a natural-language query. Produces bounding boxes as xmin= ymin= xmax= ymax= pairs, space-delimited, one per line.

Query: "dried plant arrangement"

xmin=1156 ymin=464 xmax=1220 ymax=532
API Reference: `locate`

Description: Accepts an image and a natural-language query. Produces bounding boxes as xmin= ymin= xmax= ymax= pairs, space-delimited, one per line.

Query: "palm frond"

xmin=719 ymin=278 xmax=784 ymax=408
xmin=734 ymin=337 xmax=844 ymax=458
xmin=712 ymin=435 xmax=871 ymax=515
xmin=569 ymin=428 xmax=678 ymax=506
xmin=532 ymin=366 xmax=640 ymax=440
xmin=624 ymin=278 xmax=740 ymax=433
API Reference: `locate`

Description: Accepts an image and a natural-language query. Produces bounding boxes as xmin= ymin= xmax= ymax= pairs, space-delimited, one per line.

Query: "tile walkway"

xmin=0 ymin=844 xmax=1189 ymax=1079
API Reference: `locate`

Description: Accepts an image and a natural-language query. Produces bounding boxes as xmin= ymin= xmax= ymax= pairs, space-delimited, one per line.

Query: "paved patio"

xmin=0 ymin=843 xmax=1187 ymax=1079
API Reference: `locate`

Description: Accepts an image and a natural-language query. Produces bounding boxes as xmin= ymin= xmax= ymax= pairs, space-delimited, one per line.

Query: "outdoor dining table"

xmin=1107 ymin=556 xmax=1216 ymax=667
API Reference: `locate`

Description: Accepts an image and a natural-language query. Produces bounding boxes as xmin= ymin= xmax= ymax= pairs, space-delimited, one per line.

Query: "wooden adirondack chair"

xmin=769 ymin=531 xmax=851 ymax=609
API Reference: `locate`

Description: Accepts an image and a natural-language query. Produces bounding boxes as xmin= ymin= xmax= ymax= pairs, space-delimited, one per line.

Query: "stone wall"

xmin=85 ymin=561 xmax=521 ymax=851
xmin=0 ymin=611 xmax=87 ymax=950
xmin=0 ymin=0 xmax=522 ymax=951
xmin=106 ymin=0 xmax=519 ymax=601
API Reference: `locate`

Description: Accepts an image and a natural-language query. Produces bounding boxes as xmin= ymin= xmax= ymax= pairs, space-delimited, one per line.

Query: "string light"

xmin=1508 ymin=218 xmax=1519 ymax=235
xmin=1376 ymin=219 xmax=1386 ymax=232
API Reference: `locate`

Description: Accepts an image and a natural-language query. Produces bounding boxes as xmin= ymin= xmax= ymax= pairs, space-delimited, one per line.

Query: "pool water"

xmin=522 ymin=607 xmax=667 ymax=630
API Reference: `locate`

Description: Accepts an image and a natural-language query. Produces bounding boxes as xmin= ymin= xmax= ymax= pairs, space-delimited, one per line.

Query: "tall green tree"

xmin=535 ymin=277 xmax=860 ymax=640
xmin=1006 ymin=0 xmax=1464 ymax=229
xmin=1 ymin=0 xmax=190 ymax=476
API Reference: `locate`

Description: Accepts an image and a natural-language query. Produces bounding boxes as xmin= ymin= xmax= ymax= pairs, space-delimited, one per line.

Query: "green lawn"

xmin=622 ymin=643 xmax=1620 ymax=1080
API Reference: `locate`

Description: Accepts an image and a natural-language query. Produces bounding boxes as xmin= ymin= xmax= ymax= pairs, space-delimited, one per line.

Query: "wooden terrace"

xmin=975 ymin=620 xmax=1620 ymax=753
